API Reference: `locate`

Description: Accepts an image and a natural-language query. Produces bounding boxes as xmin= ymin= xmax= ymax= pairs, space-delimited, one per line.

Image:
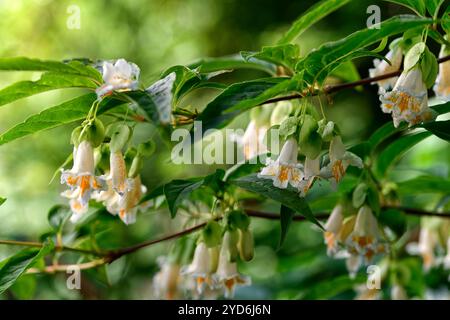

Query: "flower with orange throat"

xmin=214 ymin=245 xmax=251 ymax=298
xmin=181 ymin=242 xmax=216 ymax=294
xmin=258 ymin=137 xmax=303 ymax=189
xmin=319 ymin=136 xmax=363 ymax=186
xmin=346 ymin=205 xmax=386 ymax=264
xmin=324 ymin=204 xmax=344 ymax=255
xmin=61 ymin=140 xmax=105 ymax=222
xmin=380 ymin=66 xmax=435 ymax=127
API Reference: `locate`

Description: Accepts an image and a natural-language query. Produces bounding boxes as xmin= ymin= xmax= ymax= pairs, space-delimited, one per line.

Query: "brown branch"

xmin=383 ymin=205 xmax=450 ymax=218
xmin=261 ymin=54 xmax=450 ymax=105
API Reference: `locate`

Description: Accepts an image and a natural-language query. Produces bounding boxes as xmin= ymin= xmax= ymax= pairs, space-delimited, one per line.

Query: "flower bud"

xmin=128 ymin=155 xmax=143 ymax=178
xmin=86 ymin=118 xmax=105 ymax=147
xmin=222 ymin=230 xmax=239 ymax=262
xmin=238 ymin=229 xmax=254 ymax=261
xmin=108 ymin=123 xmax=132 ymax=152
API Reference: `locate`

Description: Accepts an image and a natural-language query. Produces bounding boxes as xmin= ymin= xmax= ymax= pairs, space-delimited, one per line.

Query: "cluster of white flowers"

xmin=61 ymin=59 xmax=147 ymax=224
xmin=153 ymin=227 xmax=253 ymax=300
xmin=323 ymin=204 xmax=387 ymax=277
xmin=258 ymin=135 xmax=363 ymax=196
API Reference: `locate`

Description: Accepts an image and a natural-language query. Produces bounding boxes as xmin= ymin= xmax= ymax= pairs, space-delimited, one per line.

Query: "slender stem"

xmin=27 ymin=258 xmax=107 ymax=274
xmin=0 ymin=239 xmax=104 ymax=257
xmin=383 ymin=205 xmax=450 ymax=218
xmin=260 ymin=54 xmax=450 ymax=105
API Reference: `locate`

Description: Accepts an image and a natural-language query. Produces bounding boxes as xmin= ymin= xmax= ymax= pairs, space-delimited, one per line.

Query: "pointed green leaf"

xmin=279 ymin=205 xmax=295 ymax=248
xmin=278 ymin=0 xmax=352 ymax=44
xmin=0 ymin=239 xmax=54 ymax=294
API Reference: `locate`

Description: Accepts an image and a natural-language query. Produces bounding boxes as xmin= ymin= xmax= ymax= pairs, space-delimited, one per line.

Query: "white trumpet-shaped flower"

xmin=324 ymin=204 xmax=344 ymax=255
xmin=258 ymin=138 xmax=303 ymax=189
xmin=61 ymin=141 xmax=105 ymax=222
xmin=369 ymin=47 xmax=403 ymax=93
xmin=181 ymin=242 xmax=215 ymax=294
xmin=214 ymin=246 xmax=250 ymax=298
xmin=433 ymin=45 xmax=450 ymax=101
xmin=320 ymin=136 xmax=363 ymax=185
xmin=347 ymin=205 xmax=386 ymax=263
xmin=380 ymin=67 xmax=435 ymax=127
xmin=152 ymin=258 xmax=181 ymax=300
xmin=96 ymin=175 xmax=146 ymax=225
xmin=96 ymin=59 xmax=140 ymax=98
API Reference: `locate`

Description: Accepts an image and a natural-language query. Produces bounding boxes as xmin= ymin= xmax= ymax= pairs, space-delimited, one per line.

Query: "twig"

xmin=383 ymin=205 xmax=450 ymax=218
xmin=27 ymin=258 xmax=107 ymax=274
xmin=0 ymin=239 xmax=104 ymax=257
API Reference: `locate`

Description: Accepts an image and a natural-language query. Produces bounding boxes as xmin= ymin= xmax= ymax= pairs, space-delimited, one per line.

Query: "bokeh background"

xmin=0 ymin=0 xmax=448 ymax=299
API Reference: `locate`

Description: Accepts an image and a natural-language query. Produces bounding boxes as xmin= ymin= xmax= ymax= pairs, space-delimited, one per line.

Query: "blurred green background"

xmin=0 ymin=0 xmax=448 ymax=299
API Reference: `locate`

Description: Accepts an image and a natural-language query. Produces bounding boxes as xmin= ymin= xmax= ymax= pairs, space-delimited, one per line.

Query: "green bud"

xmin=404 ymin=42 xmax=426 ymax=71
xmin=202 ymin=221 xmax=223 ymax=248
xmin=223 ymin=230 xmax=239 ymax=262
xmin=137 ymin=140 xmax=156 ymax=158
xmin=128 ymin=155 xmax=143 ymax=178
xmin=108 ymin=123 xmax=132 ymax=153
xmin=70 ymin=126 xmax=84 ymax=146
xmin=279 ymin=116 xmax=298 ymax=138
xmin=299 ymin=115 xmax=322 ymax=159
xmin=86 ymin=118 xmax=105 ymax=147
xmin=238 ymin=229 xmax=254 ymax=261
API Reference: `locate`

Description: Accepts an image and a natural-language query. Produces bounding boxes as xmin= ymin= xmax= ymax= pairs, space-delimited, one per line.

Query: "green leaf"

xmin=242 ymin=44 xmax=300 ymax=70
xmin=0 ymin=72 xmax=97 ymax=108
xmin=0 ymin=197 xmax=6 ymax=206
xmin=10 ymin=275 xmax=37 ymax=300
xmin=164 ymin=178 xmax=204 ymax=218
xmin=230 ymin=173 xmax=322 ymax=228
xmin=0 ymin=57 xmax=101 ymax=81
xmin=196 ymin=77 xmax=292 ymax=132
xmin=425 ymin=0 xmax=444 ymax=17
xmin=278 ymin=0 xmax=352 ymax=44
xmin=397 ymin=175 xmax=450 ymax=194
xmin=188 ymin=54 xmax=276 ymax=75
xmin=421 ymin=120 xmax=450 ymax=141
xmin=298 ymin=273 xmax=366 ymax=299
xmin=0 ymin=240 xmax=54 ymax=294
xmin=442 ymin=5 xmax=450 ymax=34
xmin=0 ymin=94 xmax=123 ymax=146
xmin=328 ymin=60 xmax=361 ymax=84
xmin=163 ymin=170 xmax=225 ymax=218
xmin=404 ymin=42 xmax=426 ymax=71
xmin=375 ymin=131 xmax=431 ymax=177
xmin=384 ymin=0 xmax=426 ymax=16
xmin=47 ymin=205 xmax=71 ymax=232
xmin=279 ymin=205 xmax=295 ymax=248
xmin=296 ymin=15 xmax=434 ymax=84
